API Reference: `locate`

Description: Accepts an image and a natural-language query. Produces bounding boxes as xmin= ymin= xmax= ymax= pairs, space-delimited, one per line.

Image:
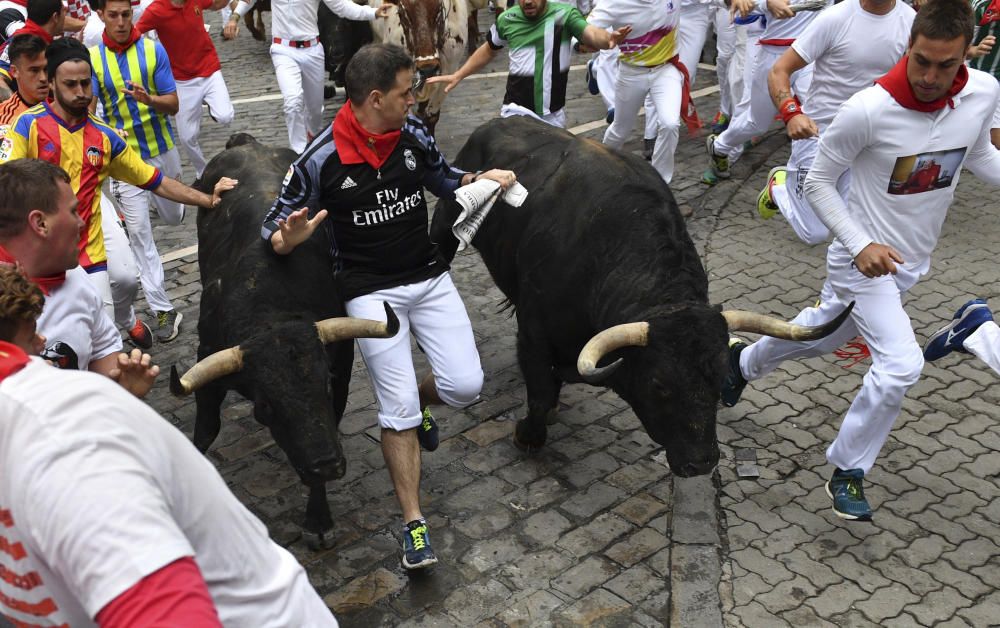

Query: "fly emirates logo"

xmin=352 ymin=188 xmax=423 ymax=227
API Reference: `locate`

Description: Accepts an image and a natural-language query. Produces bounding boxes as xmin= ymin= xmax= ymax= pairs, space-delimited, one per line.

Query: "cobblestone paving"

xmin=132 ymin=10 xmax=1000 ymax=627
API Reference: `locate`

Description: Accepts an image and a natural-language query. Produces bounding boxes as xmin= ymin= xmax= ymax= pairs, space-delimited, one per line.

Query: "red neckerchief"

xmin=12 ymin=20 xmax=54 ymax=45
xmin=981 ymin=0 xmax=1000 ymax=24
xmin=332 ymin=102 xmax=401 ymax=170
xmin=875 ymin=55 xmax=969 ymax=112
xmin=667 ymin=55 xmax=702 ymax=135
xmin=0 ymin=247 xmax=65 ymax=296
xmin=102 ymin=26 xmax=141 ymax=55
xmin=0 ymin=341 xmax=29 ymax=383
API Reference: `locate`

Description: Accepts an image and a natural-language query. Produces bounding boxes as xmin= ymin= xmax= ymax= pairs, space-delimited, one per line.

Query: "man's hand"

xmin=730 ymin=0 xmax=756 ymax=18
xmin=376 ymin=3 xmax=394 ymax=17
xmin=785 ymin=114 xmax=818 ymax=139
xmin=854 ymin=242 xmax=904 ymax=278
xmin=607 ymin=25 xmax=632 ymax=49
xmin=427 ymin=74 xmax=461 ymax=94
xmin=212 ymin=177 xmax=239 ymax=207
xmin=766 ymin=0 xmax=795 ymax=18
xmin=223 ymin=17 xmax=240 ymax=39
xmin=477 ymin=169 xmax=517 ymax=190
xmin=272 ymin=207 xmax=329 ymax=255
xmin=108 ymin=349 xmax=160 ymax=398
xmin=123 ymin=81 xmax=153 ymax=106
xmin=968 ymin=35 xmax=995 ymax=59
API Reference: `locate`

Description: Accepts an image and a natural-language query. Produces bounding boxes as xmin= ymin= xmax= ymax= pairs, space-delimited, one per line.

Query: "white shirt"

xmin=806 ymin=69 xmax=1000 ymax=264
xmin=793 ymin=0 xmax=914 ymax=128
xmin=756 ymin=0 xmax=831 ymax=44
xmin=237 ymin=0 xmax=376 ymax=41
xmin=589 ymin=0 xmax=679 ymax=67
xmin=0 ymin=359 xmax=338 ymax=627
xmin=35 ymin=267 xmax=121 ymax=370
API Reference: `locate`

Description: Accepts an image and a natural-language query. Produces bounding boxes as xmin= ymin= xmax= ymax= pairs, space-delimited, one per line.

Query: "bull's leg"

xmin=193 ymin=386 xmax=226 ymax=452
xmin=255 ymin=12 xmax=265 ymax=40
xmin=513 ymin=329 xmax=562 ymax=451
xmin=301 ymin=481 xmax=336 ymax=550
xmin=467 ymin=11 xmax=480 ymax=56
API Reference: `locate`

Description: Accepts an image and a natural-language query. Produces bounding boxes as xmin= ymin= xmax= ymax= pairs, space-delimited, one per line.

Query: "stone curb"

xmin=670 ymin=473 xmax=724 ymax=627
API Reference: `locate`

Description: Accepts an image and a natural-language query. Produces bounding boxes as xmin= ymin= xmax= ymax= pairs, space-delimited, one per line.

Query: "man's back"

xmin=135 ymin=0 xmax=220 ymax=80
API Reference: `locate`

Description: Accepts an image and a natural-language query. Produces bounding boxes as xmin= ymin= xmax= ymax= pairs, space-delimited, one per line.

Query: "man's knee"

xmin=282 ymin=93 xmax=304 ymax=117
xmin=436 ymin=368 xmax=484 ymax=408
xmin=880 ymin=346 xmax=924 ymax=390
xmin=211 ymin=105 xmax=235 ymax=126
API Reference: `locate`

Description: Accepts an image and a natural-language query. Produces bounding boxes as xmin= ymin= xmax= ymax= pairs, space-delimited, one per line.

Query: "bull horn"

xmin=577 ymin=322 xmax=650 ymax=384
xmin=722 ymin=301 xmax=855 ymax=340
xmin=170 ymin=347 xmax=245 ymax=396
xmin=315 ymin=301 xmax=401 ymax=344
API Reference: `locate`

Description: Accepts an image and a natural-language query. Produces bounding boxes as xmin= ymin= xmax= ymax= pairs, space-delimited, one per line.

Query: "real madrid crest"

xmin=404 ymin=148 xmax=416 ymax=171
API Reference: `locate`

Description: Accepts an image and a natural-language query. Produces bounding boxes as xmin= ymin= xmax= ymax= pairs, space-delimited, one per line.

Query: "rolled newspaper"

xmin=452 ymin=178 xmax=529 ymax=252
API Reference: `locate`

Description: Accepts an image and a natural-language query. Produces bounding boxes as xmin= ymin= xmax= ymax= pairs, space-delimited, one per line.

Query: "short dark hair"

xmin=7 ymin=33 xmax=46 ymax=66
xmin=345 ymin=43 xmax=415 ymax=106
xmin=45 ymin=37 xmax=90 ymax=80
xmin=0 ymin=160 xmax=71 ymax=239
xmin=27 ymin=0 xmax=62 ymax=25
xmin=911 ymin=0 xmax=974 ymax=47
xmin=0 ymin=264 xmax=44 ymax=343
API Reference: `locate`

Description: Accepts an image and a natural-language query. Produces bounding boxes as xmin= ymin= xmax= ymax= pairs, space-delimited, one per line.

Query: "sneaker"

xmin=720 ymin=338 xmax=748 ymax=407
xmin=710 ymin=111 xmax=730 ymax=134
xmin=756 ymin=166 xmax=787 ymax=220
xmin=154 ymin=309 xmax=183 ymax=343
xmin=706 ymin=134 xmax=730 ymax=179
xmin=701 ymin=168 xmax=720 ymax=186
xmin=605 ymin=107 xmax=615 ymax=124
xmin=585 ymin=59 xmax=600 ymax=95
xmin=924 ymin=299 xmax=993 ymax=361
xmin=417 ymin=407 xmax=439 ymax=452
xmin=642 ymin=138 xmax=656 ymax=161
xmin=128 ymin=319 xmax=153 ymax=350
xmin=825 ymin=468 xmax=873 ymax=521
xmin=402 ymin=519 xmax=438 ymax=569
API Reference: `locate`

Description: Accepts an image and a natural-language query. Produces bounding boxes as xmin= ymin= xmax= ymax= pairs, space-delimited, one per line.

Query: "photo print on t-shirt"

xmin=887 ymin=147 xmax=967 ymax=196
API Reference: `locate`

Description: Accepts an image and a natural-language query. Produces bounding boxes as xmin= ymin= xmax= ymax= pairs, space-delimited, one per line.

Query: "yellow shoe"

xmin=756 ymin=166 xmax=787 ymax=220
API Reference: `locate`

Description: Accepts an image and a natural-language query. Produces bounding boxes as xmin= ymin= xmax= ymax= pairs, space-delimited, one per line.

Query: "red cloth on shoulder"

xmin=980 ymin=0 xmax=1000 ymax=25
xmin=95 ymin=557 xmax=221 ymax=628
xmin=0 ymin=340 xmax=29 ymax=383
xmin=332 ymin=101 xmax=401 ymax=169
xmin=875 ymin=54 xmax=969 ymax=112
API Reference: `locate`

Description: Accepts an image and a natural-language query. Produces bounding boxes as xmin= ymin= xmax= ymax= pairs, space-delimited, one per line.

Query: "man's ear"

xmin=27 ymin=209 xmax=48 ymax=237
xmin=367 ymin=89 xmax=384 ymax=111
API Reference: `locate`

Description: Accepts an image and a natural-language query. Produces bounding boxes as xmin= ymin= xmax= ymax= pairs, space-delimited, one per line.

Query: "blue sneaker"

xmin=402 ymin=519 xmax=438 ymax=569
xmin=923 ymin=299 xmax=993 ymax=362
xmin=417 ymin=407 xmax=439 ymax=452
xmin=825 ymin=468 xmax=873 ymax=521
xmin=720 ymin=338 xmax=748 ymax=407
xmin=585 ymin=59 xmax=600 ymax=95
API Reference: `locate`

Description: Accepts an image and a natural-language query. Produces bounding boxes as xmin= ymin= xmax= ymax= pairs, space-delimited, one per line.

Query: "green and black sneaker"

xmin=417 ymin=407 xmax=439 ymax=452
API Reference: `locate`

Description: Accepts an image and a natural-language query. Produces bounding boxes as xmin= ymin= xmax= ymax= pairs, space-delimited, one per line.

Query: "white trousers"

xmin=963 ymin=321 xmax=1000 ymax=375
xmin=271 ymin=43 xmax=326 ymax=153
xmin=604 ymin=62 xmax=683 ymax=184
xmin=109 ymin=148 xmax=184 ymax=313
xmin=677 ymin=3 xmax=737 ymax=115
xmin=93 ymin=198 xmax=140 ymax=328
xmin=175 ymin=71 xmax=235 ymax=178
xmin=713 ymin=45 xmax=812 ymax=157
xmin=739 ymin=244 xmax=926 ymax=474
xmin=346 ymin=273 xmax=484 ymax=432
xmin=500 ymin=102 xmax=567 ymax=128
xmin=771 ymin=135 xmax=849 ymax=245
xmin=592 ymin=47 xmax=619 ymax=113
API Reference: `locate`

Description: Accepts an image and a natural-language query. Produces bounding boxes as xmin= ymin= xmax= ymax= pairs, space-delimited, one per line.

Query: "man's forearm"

xmin=155 ymin=177 xmax=213 ymax=208
xmin=581 ymin=25 xmax=612 ymax=51
xmin=805 ymin=150 xmax=871 ymax=257
xmin=768 ymin=67 xmax=793 ymax=108
xmin=150 ymin=94 xmax=180 ymax=116
xmin=454 ymin=43 xmax=497 ymax=82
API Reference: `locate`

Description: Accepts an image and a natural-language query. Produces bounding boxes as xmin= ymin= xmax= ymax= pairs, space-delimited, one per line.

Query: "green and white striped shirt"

xmin=971 ymin=0 xmax=1000 ymax=77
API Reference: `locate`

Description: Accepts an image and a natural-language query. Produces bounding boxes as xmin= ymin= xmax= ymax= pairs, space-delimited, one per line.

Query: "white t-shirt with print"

xmin=0 ymin=359 xmax=338 ymax=627
xmin=35 ymin=266 xmax=121 ymax=370
xmin=793 ymin=0 xmax=915 ymax=129
xmin=808 ymin=68 xmax=1000 ymax=264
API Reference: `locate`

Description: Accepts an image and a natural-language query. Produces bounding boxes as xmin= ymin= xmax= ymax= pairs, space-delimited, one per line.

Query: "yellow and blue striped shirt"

xmin=90 ymin=36 xmax=177 ymax=160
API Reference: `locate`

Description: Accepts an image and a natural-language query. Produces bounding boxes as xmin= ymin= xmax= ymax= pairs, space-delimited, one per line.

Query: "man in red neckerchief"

xmin=136 ymin=0 xmax=235 ymax=179
xmin=721 ymin=0 xmax=1000 ymax=522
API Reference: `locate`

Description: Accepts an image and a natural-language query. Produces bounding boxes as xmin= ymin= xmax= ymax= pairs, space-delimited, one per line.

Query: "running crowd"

xmin=2 ymin=0 xmax=1000 ymax=624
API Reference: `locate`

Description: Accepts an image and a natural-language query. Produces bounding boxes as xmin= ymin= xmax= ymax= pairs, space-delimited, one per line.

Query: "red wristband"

xmin=778 ymin=96 xmax=803 ymax=125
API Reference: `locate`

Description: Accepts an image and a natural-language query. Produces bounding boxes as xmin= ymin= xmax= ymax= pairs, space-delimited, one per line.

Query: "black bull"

xmin=171 ymin=134 xmax=397 ymax=548
xmin=431 ymin=117 xmax=852 ymax=476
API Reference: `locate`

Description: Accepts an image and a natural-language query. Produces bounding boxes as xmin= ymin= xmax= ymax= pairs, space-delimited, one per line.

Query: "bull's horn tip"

xmin=382 ymin=301 xmax=400 ymax=337
xmin=169 ymin=365 xmax=190 ymax=396
xmin=578 ymin=357 xmax=624 ymax=384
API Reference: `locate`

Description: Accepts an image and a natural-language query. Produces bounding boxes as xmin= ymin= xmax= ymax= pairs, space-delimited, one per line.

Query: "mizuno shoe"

xmin=924 ymin=298 xmax=993 ymax=361
xmin=825 ymin=468 xmax=873 ymax=522
xmin=402 ymin=519 xmax=438 ymax=570
xmin=757 ymin=167 xmax=787 ymax=220
xmin=720 ymin=338 xmax=748 ymax=407
xmin=706 ymin=134 xmax=730 ymax=179
xmin=154 ymin=309 xmax=183 ymax=343
xmin=417 ymin=407 xmax=439 ymax=452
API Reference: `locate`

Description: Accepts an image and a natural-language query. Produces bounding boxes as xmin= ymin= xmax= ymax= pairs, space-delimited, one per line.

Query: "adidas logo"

xmin=340 ymin=176 xmax=357 ymax=189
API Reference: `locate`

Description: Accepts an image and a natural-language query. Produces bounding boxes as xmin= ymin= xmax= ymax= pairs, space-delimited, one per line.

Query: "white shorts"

xmin=346 ymin=272 xmax=484 ymax=432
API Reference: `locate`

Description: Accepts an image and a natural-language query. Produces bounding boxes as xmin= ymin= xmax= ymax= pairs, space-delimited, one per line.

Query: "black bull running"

xmin=430 ymin=116 xmax=852 ymax=476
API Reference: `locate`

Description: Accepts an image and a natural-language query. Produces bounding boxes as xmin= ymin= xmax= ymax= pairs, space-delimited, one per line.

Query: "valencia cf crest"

xmin=404 ymin=148 xmax=416 ymax=171
xmin=0 ymin=136 xmax=11 ymax=161
xmin=86 ymin=145 xmax=102 ymax=167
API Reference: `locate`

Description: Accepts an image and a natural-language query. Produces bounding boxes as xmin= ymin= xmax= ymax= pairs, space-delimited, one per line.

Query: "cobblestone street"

xmin=130 ymin=9 xmax=1000 ymax=627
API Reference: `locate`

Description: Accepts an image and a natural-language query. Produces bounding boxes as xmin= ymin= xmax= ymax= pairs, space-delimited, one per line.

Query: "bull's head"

xmin=388 ymin=0 xmax=448 ymax=88
xmin=171 ymin=303 xmax=400 ymax=483
xmin=576 ymin=303 xmax=854 ymax=477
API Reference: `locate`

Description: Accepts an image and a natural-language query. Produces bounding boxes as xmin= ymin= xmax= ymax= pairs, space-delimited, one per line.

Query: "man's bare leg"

xmin=418 ymin=372 xmax=442 ymax=408
xmin=381 ymin=427 xmax=423 ymax=523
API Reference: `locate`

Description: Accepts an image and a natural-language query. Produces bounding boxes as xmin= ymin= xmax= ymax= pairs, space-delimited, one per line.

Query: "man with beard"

xmin=0 ymin=37 xmax=237 ymax=341
xmin=429 ymin=0 xmax=631 ymax=128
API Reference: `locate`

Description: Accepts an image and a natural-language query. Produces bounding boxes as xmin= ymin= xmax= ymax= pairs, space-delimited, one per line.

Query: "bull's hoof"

xmin=544 ymin=408 xmax=559 ymax=425
xmin=512 ymin=419 xmax=546 ymax=452
xmin=302 ymin=527 xmax=337 ymax=550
